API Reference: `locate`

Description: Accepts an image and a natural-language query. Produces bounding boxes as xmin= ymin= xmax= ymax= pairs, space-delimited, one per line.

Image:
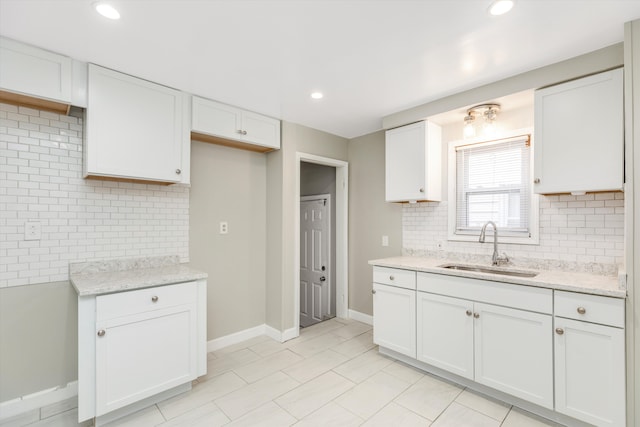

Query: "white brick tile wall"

xmin=403 ymin=191 xmax=624 ymax=269
xmin=0 ymin=103 xmax=189 ymax=287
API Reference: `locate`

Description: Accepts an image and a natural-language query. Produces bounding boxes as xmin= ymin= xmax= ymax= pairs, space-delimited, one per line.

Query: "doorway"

xmin=294 ymin=153 xmax=348 ymax=337
xmin=299 ymin=194 xmax=332 ymax=327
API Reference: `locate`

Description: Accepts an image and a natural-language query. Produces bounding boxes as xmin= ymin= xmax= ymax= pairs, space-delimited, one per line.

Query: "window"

xmin=448 ymin=130 xmax=538 ymax=244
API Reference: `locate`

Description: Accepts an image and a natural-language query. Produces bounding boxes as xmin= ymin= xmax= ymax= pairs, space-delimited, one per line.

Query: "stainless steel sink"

xmin=438 ymin=263 xmax=538 ymax=278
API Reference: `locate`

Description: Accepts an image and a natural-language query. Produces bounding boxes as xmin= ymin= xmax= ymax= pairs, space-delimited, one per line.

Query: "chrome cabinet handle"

xmin=466 ymin=310 xmax=472 ymax=316
xmin=473 ymin=313 xmax=480 ymax=319
xmin=175 ymin=168 xmax=181 ymax=175
xmin=556 ymin=328 xmax=564 ymax=335
xmin=236 ymin=130 xmax=248 ymax=135
xmin=151 ymin=296 xmax=159 ymax=303
xmin=577 ymin=307 xmax=586 ymax=315
xmin=97 ymin=329 xmax=106 ymax=337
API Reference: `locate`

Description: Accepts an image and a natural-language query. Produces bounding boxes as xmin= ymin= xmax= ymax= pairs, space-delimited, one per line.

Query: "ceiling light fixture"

xmin=310 ymin=92 xmax=324 ymax=100
xmin=463 ymin=103 xmax=501 ymax=139
xmin=488 ymin=0 xmax=514 ymax=16
xmin=94 ymin=2 xmax=120 ymax=20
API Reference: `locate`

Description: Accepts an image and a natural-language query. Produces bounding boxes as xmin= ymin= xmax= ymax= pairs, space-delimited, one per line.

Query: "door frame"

xmin=294 ymin=153 xmax=349 ymax=335
xmin=300 ymin=194 xmax=332 ymax=324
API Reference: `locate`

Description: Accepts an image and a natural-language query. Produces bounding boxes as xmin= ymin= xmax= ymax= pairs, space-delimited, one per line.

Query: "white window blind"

xmin=455 ymin=135 xmax=531 ymax=236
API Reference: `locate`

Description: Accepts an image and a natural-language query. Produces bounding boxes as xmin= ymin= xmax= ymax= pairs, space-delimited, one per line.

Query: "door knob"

xmin=320 ymin=276 xmax=326 ymax=282
xmin=556 ymin=328 xmax=564 ymax=335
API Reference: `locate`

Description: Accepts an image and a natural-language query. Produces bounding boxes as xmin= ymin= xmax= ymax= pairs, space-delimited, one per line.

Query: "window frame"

xmin=447 ymin=128 xmax=539 ymax=245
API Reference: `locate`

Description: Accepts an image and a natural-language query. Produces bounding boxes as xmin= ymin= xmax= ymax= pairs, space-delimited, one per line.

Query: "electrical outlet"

xmin=25 ymin=221 xmax=41 ymax=241
xmin=382 ymin=235 xmax=389 ymax=247
xmin=219 ymin=221 xmax=228 ymax=234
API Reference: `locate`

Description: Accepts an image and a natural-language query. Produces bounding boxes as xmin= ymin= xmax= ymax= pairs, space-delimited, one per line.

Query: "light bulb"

xmin=463 ymin=114 xmax=476 ymax=139
xmin=488 ymin=0 xmax=514 ymax=16
xmin=94 ymin=2 xmax=120 ymax=20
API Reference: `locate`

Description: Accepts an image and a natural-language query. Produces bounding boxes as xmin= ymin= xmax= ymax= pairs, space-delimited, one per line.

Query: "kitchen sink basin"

xmin=438 ymin=263 xmax=538 ymax=278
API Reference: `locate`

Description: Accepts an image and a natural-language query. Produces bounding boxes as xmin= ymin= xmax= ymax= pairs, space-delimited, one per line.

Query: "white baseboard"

xmin=349 ymin=309 xmax=373 ymax=325
xmin=206 ymin=324 xmax=267 ymax=352
xmin=0 ymin=381 xmax=78 ymax=421
xmin=207 ymin=323 xmax=301 ymax=351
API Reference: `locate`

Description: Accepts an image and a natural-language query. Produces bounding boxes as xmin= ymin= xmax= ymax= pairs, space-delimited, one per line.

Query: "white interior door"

xmin=300 ymin=196 xmax=330 ymax=327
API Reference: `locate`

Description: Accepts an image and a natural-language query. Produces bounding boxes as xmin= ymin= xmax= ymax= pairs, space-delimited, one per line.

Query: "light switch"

xmin=219 ymin=222 xmax=228 ymax=234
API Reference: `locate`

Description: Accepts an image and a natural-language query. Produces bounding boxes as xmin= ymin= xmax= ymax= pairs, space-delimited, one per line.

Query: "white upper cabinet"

xmin=385 ymin=120 xmax=442 ymax=202
xmin=85 ymin=64 xmax=190 ymax=184
xmin=0 ymin=36 xmax=76 ymax=114
xmin=191 ymin=96 xmax=280 ymax=151
xmin=534 ymin=68 xmax=623 ymax=194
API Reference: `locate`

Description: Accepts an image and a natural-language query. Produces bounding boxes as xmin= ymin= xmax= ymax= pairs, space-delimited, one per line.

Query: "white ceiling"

xmin=1 ymin=0 xmax=639 ymax=139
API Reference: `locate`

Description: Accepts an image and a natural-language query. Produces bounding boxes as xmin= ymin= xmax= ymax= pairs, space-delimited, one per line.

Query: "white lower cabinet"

xmin=474 ymin=302 xmax=553 ymax=409
xmin=79 ymin=280 xmax=207 ymax=423
xmin=374 ymin=266 xmax=627 ymax=426
xmin=417 ymin=291 xmax=553 ymax=409
xmin=95 ymin=302 xmax=197 ymax=415
xmin=417 ymin=292 xmax=473 ymax=379
xmin=554 ymin=292 xmax=626 ymax=426
xmin=372 ymin=267 xmax=416 ymax=358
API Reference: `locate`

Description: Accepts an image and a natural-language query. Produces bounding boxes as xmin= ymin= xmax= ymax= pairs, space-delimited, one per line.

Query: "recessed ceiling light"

xmin=311 ymin=92 xmax=324 ymax=100
xmin=488 ymin=0 xmax=514 ymax=16
xmin=94 ymin=2 xmax=120 ymax=20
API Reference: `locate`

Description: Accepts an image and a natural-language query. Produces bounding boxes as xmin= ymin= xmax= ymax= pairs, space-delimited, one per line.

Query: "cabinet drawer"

xmin=373 ymin=266 xmax=416 ymax=290
xmin=417 ymin=272 xmax=552 ymax=314
xmin=554 ymin=291 xmax=624 ymax=328
xmin=97 ymin=282 xmax=198 ymax=321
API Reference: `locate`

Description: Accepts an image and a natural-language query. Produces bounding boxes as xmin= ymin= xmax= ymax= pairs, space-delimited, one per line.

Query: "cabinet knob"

xmin=151 ymin=296 xmax=159 ymax=303
xmin=389 ymin=275 xmax=394 ymax=281
xmin=533 ymin=178 xmax=540 ymax=184
xmin=236 ymin=130 xmax=248 ymax=135
xmin=372 ymin=289 xmax=376 ymax=294
xmin=175 ymin=168 xmax=181 ymax=175
xmin=466 ymin=310 xmax=472 ymax=316
xmin=419 ymin=188 xmax=425 ymax=193
xmin=577 ymin=307 xmax=586 ymax=315
xmin=97 ymin=329 xmax=106 ymax=337
xmin=473 ymin=313 xmax=480 ymax=319
xmin=555 ymin=327 xmax=564 ymax=335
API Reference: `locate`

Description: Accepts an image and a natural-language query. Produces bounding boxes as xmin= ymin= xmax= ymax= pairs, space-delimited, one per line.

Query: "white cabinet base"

xmin=93 ymin=382 xmax=191 ymax=427
xmin=379 ymin=346 xmax=594 ymax=427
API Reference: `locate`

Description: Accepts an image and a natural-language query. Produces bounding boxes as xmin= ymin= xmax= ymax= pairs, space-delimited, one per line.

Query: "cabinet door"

xmin=86 ymin=64 xmax=185 ymax=183
xmin=554 ymin=318 xmax=625 ymax=426
xmin=95 ymin=303 xmax=197 ymax=416
xmin=242 ymin=110 xmax=281 ymax=149
xmin=474 ymin=303 xmax=553 ymax=409
xmin=417 ymin=292 xmax=474 ymax=379
xmin=192 ymin=96 xmax=242 ymax=140
xmin=534 ymin=69 xmax=623 ymax=194
xmin=373 ymin=283 xmax=416 ymax=358
xmin=0 ymin=37 xmax=72 ymax=103
xmin=385 ymin=121 xmax=441 ymax=202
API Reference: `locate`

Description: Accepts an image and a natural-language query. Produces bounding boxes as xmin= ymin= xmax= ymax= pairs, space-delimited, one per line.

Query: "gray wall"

xmin=347 ymin=131 xmax=403 ymax=316
xmin=301 ymin=162 xmax=337 ymax=316
xmin=0 ymin=281 xmax=77 ymax=401
xmin=266 ymin=122 xmax=348 ymax=332
xmin=189 ymin=141 xmax=267 ymax=340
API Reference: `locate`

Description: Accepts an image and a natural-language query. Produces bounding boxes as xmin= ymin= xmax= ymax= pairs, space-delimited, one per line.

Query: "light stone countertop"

xmin=70 ymin=256 xmax=208 ymax=296
xmin=369 ymin=256 xmax=626 ymax=298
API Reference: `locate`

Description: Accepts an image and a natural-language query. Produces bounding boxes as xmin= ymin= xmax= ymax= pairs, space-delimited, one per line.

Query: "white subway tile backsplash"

xmin=0 ymin=102 xmax=189 ymax=288
xmin=403 ymin=191 xmax=624 ymax=271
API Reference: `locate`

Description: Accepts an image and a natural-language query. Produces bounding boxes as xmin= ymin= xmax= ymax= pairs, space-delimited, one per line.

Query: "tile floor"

xmin=3 ymin=318 xmax=564 ymax=427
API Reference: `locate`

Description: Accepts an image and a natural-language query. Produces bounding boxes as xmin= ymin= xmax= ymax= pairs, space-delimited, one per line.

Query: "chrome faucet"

xmin=479 ymin=221 xmax=509 ymax=266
